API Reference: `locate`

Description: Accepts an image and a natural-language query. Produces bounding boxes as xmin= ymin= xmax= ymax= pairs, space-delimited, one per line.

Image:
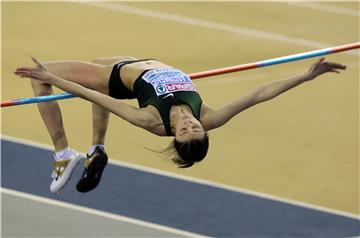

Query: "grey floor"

xmin=2 ymin=139 xmax=359 ymax=237
xmin=1 ymin=193 xmax=185 ymax=237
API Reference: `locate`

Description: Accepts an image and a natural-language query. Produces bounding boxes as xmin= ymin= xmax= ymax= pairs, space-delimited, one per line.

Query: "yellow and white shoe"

xmin=50 ymin=149 xmax=83 ymax=193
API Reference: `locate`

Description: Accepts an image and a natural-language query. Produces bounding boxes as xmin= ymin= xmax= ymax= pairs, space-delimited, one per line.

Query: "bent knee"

xmin=31 ymin=79 xmax=53 ymax=95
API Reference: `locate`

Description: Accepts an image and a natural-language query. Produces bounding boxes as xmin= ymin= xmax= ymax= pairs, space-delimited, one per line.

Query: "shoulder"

xmin=199 ymin=103 xmax=215 ymax=131
xmin=200 ymin=103 xmax=214 ymax=117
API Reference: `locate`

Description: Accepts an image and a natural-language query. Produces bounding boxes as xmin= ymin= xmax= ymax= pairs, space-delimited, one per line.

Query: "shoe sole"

xmin=76 ymin=153 xmax=107 ymax=193
xmin=50 ymin=155 xmax=83 ymax=193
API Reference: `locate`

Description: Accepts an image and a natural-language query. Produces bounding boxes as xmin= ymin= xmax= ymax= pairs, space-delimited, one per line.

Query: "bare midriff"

xmin=119 ymin=60 xmax=174 ymax=91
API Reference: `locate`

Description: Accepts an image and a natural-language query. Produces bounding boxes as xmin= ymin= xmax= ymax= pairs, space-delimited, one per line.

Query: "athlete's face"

xmin=175 ymin=116 xmax=205 ymax=142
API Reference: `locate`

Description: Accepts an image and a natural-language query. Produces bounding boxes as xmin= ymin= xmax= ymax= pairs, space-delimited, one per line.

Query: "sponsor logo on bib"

xmin=142 ymin=69 xmax=196 ymax=96
xmin=166 ymin=83 xmax=194 ymax=92
xmin=156 ymin=85 xmax=166 ymax=94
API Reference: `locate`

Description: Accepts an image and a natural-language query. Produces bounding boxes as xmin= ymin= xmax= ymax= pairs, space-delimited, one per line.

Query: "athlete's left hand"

xmin=306 ymin=57 xmax=347 ymax=80
xmin=14 ymin=57 xmax=52 ymax=82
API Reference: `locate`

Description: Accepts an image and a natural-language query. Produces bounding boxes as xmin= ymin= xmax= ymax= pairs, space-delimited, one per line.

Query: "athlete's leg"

xmin=30 ymin=60 xmax=112 ymax=193
xmin=31 ymin=80 xmax=68 ymax=151
xmin=92 ymin=56 xmax=137 ymax=65
xmin=43 ymin=60 xmax=110 ymax=92
xmin=89 ymin=56 xmax=137 ymax=147
xmin=76 ymin=56 xmax=137 ymax=193
xmin=31 ymin=61 xmax=110 ymax=150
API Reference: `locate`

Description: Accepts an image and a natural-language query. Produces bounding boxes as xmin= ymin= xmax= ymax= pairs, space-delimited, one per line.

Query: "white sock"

xmin=88 ymin=144 xmax=104 ymax=156
xmin=54 ymin=147 xmax=72 ymax=160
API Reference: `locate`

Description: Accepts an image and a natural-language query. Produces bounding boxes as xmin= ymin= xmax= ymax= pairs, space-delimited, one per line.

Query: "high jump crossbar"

xmin=1 ymin=42 xmax=359 ymax=107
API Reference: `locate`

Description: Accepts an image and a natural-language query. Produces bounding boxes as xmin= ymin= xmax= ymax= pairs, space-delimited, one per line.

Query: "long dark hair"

xmin=171 ymin=132 xmax=209 ymax=168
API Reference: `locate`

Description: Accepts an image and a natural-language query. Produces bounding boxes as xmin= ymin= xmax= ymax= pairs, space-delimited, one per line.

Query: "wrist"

xmin=301 ymin=72 xmax=314 ymax=82
xmin=44 ymin=73 xmax=56 ymax=83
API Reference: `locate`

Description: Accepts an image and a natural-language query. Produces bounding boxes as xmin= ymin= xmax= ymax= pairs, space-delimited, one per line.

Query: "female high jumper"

xmin=14 ymin=56 xmax=346 ymax=193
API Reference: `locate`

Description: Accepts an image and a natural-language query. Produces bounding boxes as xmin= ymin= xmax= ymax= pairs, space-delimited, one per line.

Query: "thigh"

xmin=92 ymin=56 xmax=138 ymax=65
xmin=43 ymin=61 xmax=111 ymax=93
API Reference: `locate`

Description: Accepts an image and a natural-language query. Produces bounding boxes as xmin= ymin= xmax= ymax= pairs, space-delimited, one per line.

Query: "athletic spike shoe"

xmin=50 ymin=149 xmax=83 ymax=193
xmin=76 ymin=146 xmax=108 ymax=193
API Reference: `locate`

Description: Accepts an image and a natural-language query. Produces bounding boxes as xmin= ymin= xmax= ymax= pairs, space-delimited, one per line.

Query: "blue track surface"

xmin=2 ymin=139 xmax=359 ymax=237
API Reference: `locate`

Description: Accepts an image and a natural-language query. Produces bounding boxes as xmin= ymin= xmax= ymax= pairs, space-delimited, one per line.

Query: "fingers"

xmin=314 ymin=58 xmax=346 ymax=70
xmin=31 ymin=57 xmax=46 ymax=70
xmin=324 ymin=62 xmax=347 ymax=74
xmin=14 ymin=68 xmax=33 ymax=76
xmin=309 ymin=57 xmax=326 ymax=72
xmin=15 ymin=67 xmax=33 ymax=71
xmin=31 ymin=56 xmax=40 ymax=66
xmin=14 ymin=69 xmax=28 ymax=75
xmin=317 ymin=57 xmax=326 ymax=65
xmin=330 ymin=62 xmax=346 ymax=70
xmin=14 ymin=67 xmax=37 ymax=79
xmin=329 ymin=69 xmax=341 ymax=74
xmin=16 ymin=71 xmax=41 ymax=80
xmin=14 ymin=57 xmax=46 ymax=76
xmin=15 ymin=71 xmax=32 ymax=79
xmin=314 ymin=58 xmax=347 ymax=74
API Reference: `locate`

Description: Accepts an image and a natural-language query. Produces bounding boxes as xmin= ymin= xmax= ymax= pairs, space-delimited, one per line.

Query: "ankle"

xmin=88 ymin=144 xmax=104 ymax=156
xmin=53 ymin=134 xmax=68 ymax=152
xmin=54 ymin=147 xmax=72 ymax=160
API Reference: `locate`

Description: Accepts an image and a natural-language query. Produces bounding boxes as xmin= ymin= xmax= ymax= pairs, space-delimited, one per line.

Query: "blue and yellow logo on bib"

xmin=156 ymin=85 xmax=166 ymax=94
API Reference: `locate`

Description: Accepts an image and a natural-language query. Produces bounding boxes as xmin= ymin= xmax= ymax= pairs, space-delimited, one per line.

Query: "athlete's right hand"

xmin=15 ymin=57 xmax=53 ymax=82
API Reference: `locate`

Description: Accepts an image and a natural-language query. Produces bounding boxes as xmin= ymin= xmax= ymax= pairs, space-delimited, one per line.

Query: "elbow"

xmin=255 ymin=85 xmax=275 ymax=103
xmin=253 ymin=85 xmax=266 ymax=103
xmin=140 ymin=117 xmax=152 ymax=129
xmin=139 ymin=118 xmax=162 ymax=135
xmin=132 ymin=114 xmax=155 ymax=131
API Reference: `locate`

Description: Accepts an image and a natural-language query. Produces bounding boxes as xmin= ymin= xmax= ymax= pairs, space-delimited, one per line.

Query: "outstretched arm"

xmin=201 ymin=58 xmax=346 ymax=131
xmin=15 ymin=57 xmax=156 ymax=131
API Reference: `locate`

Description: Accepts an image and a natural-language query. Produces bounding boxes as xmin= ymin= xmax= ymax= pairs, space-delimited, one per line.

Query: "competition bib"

xmin=141 ymin=69 xmax=196 ymax=96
